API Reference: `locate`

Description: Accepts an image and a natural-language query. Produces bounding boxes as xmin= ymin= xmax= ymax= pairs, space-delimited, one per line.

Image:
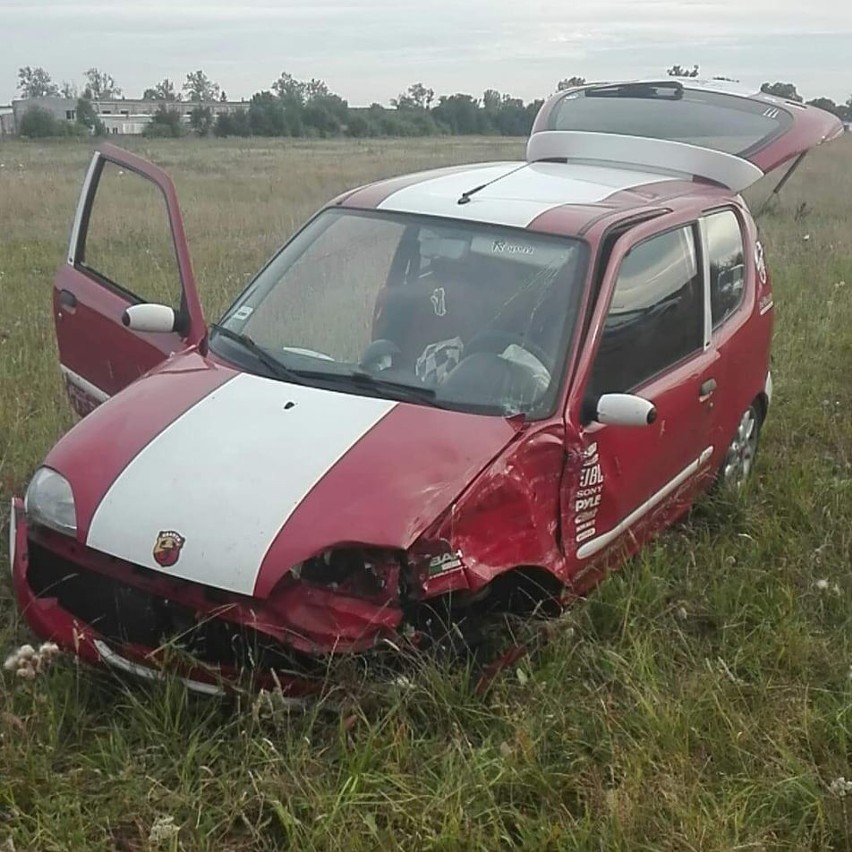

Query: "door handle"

xmin=59 ymin=289 xmax=77 ymax=310
xmin=699 ymin=378 xmax=717 ymax=397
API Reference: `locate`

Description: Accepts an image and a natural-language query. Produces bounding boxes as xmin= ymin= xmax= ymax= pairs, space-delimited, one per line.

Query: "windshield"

xmin=548 ymin=83 xmax=793 ymax=158
xmin=211 ymin=209 xmax=588 ymax=417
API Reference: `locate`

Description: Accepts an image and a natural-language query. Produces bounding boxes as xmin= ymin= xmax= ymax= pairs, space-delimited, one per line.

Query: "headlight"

xmin=24 ymin=468 xmax=77 ymax=536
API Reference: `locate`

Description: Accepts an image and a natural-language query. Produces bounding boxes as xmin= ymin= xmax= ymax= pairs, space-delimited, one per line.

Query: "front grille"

xmin=27 ymin=542 xmax=324 ymax=676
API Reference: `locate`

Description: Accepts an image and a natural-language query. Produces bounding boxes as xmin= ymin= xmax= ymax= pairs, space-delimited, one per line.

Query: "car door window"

xmin=705 ymin=210 xmax=745 ymax=328
xmin=78 ymin=160 xmax=182 ymax=309
xmin=588 ymin=225 xmax=703 ymax=397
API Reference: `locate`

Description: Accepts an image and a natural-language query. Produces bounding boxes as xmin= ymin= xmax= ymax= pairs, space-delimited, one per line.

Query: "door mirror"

xmin=595 ymin=393 xmax=657 ymax=426
xmin=122 ymin=303 xmax=178 ymax=334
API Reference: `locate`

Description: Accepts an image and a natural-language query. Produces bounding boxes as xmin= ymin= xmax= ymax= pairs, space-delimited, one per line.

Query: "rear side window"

xmin=705 ymin=210 xmax=746 ymax=328
xmin=588 ymin=226 xmax=703 ymax=396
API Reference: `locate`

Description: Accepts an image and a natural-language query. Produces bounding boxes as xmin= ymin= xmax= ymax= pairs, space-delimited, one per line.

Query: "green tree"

xmin=183 ymin=70 xmax=220 ymax=102
xmin=760 ymin=81 xmax=802 ymax=102
xmin=19 ymin=106 xmax=60 ymax=135
xmin=17 ymin=66 xmax=59 ymax=98
xmin=143 ymin=104 xmax=183 ymax=137
xmin=667 ymin=64 xmax=700 ymax=78
xmin=806 ymin=97 xmax=843 ymax=118
xmin=271 ymin=72 xmax=306 ymax=104
xmin=432 ymin=93 xmax=482 ymax=134
xmin=60 ymin=81 xmax=78 ymax=99
xmin=83 ymin=67 xmax=122 ymax=99
xmin=557 ymin=76 xmax=587 ymax=90
xmin=248 ymin=91 xmax=288 ymax=135
xmin=214 ymin=108 xmax=250 ymax=137
xmin=392 ymin=82 xmax=435 ymax=110
xmin=143 ymin=78 xmax=179 ymax=101
xmin=189 ymin=105 xmax=214 ymax=136
xmin=75 ymin=97 xmax=105 ymax=135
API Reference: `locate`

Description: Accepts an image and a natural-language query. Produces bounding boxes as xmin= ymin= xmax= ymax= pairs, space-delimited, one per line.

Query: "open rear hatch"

xmin=528 ymin=78 xmax=845 ymax=192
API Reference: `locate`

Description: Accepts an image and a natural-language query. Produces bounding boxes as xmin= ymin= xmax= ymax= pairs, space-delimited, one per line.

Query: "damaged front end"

xmin=11 ymin=501 xmax=426 ymax=695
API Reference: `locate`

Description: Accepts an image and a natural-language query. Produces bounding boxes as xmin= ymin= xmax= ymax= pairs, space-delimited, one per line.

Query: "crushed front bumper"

xmin=8 ymin=498 xmax=403 ymax=697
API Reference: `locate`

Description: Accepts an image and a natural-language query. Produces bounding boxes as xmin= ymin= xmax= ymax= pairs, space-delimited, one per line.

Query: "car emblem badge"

xmin=153 ymin=530 xmax=185 ymax=567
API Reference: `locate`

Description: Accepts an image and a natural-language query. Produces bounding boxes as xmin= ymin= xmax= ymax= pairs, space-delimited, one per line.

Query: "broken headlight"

xmin=24 ymin=467 xmax=77 ymax=536
xmin=295 ymin=548 xmax=399 ymax=597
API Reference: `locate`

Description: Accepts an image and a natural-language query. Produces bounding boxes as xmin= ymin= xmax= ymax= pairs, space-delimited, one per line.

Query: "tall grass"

xmin=0 ymin=135 xmax=850 ymax=850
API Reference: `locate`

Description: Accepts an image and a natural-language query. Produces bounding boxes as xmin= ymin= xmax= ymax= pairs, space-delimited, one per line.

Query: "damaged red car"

xmin=9 ymin=79 xmax=844 ymax=696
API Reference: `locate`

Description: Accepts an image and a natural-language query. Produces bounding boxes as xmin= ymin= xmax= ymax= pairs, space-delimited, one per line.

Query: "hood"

xmin=45 ymin=352 xmax=518 ymax=597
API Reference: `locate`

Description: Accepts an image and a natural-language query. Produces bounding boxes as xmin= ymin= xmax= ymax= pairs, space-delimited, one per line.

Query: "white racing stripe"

xmin=86 ymin=374 xmax=397 ymax=594
xmin=377 ymin=161 xmax=672 ymax=227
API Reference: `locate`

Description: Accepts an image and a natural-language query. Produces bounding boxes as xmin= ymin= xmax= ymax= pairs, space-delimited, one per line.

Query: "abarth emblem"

xmin=153 ymin=530 xmax=185 ymax=567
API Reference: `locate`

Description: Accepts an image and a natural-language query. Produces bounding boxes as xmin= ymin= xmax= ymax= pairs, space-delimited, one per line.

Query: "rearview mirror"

xmin=595 ymin=393 xmax=657 ymax=426
xmin=122 ymin=303 xmax=178 ymax=334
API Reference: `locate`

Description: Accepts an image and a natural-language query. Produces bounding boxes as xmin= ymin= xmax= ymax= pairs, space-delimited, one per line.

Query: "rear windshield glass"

xmin=547 ymin=83 xmax=793 ymax=157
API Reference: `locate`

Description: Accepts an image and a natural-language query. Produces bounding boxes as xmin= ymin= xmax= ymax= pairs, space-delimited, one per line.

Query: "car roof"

xmin=337 ymin=159 xmax=730 ymax=236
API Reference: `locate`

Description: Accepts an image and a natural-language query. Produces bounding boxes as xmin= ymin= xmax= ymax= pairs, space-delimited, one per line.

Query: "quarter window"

xmin=588 ymin=226 xmax=703 ymax=397
xmin=705 ymin=210 xmax=745 ymax=327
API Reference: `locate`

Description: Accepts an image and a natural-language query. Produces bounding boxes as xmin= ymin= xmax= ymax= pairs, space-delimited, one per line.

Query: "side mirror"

xmin=122 ymin=303 xmax=178 ymax=334
xmin=595 ymin=393 xmax=657 ymax=426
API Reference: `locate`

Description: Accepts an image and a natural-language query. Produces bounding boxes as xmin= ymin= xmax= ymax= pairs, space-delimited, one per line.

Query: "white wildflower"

xmin=815 ymin=579 xmax=830 ymax=591
xmin=803 ymin=234 xmax=811 ymax=241
xmin=3 ymin=642 xmax=62 ymax=679
xmin=829 ymin=777 xmax=852 ymax=797
xmin=148 ymin=815 xmax=180 ymax=846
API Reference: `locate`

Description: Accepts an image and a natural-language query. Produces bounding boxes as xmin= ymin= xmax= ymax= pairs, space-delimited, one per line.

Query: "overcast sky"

xmin=2 ymin=0 xmax=850 ymax=106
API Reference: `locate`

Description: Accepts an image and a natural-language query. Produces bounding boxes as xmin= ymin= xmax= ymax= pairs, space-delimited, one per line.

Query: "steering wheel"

xmin=463 ymin=330 xmax=554 ymax=374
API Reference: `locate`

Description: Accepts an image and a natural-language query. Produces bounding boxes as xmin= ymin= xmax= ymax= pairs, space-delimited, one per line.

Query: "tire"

xmin=717 ymin=402 xmax=762 ymax=490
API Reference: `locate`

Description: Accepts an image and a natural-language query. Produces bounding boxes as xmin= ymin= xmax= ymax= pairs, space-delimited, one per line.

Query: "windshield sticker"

xmin=492 ymin=240 xmax=534 ymax=256
xmin=233 ymin=306 xmax=254 ymax=321
xmin=575 ymin=443 xmax=605 ymax=545
xmin=431 ymin=286 xmax=447 ymax=317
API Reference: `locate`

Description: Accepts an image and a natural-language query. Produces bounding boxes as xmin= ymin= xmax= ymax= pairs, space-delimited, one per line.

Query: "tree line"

xmin=11 ymin=64 xmax=852 ymax=140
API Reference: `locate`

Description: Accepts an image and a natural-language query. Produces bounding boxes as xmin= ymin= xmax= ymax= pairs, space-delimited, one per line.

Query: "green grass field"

xmin=1 ymin=135 xmax=851 ymax=850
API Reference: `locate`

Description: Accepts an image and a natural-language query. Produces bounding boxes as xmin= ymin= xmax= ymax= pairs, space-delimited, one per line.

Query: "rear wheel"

xmin=719 ymin=402 xmax=762 ymax=489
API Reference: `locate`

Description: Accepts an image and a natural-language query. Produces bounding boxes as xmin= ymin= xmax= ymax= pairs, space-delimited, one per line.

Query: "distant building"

xmin=0 ymin=105 xmax=14 ymax=136
xmin=9 ymin=95 xmax=248 ymax=135
xmin=12 ymin=96 xmax=78 ymax=129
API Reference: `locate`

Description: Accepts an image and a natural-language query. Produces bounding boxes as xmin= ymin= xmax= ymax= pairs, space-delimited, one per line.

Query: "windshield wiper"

xmin=208 ymin=324 xmax=305 ymax=385
xmin=306 ymin=369 xmax=442 ymax=407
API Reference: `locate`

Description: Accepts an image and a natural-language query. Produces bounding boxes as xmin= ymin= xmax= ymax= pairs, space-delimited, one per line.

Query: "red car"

xmin=9 ymin=79 xmax=843 ymax=696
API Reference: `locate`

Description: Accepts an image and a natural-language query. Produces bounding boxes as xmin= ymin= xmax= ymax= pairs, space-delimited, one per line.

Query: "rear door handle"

xmin=59 ymin=289 xmax=77 ymax=310
xmin=699 ymin=378 xmax=717 ymax=397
